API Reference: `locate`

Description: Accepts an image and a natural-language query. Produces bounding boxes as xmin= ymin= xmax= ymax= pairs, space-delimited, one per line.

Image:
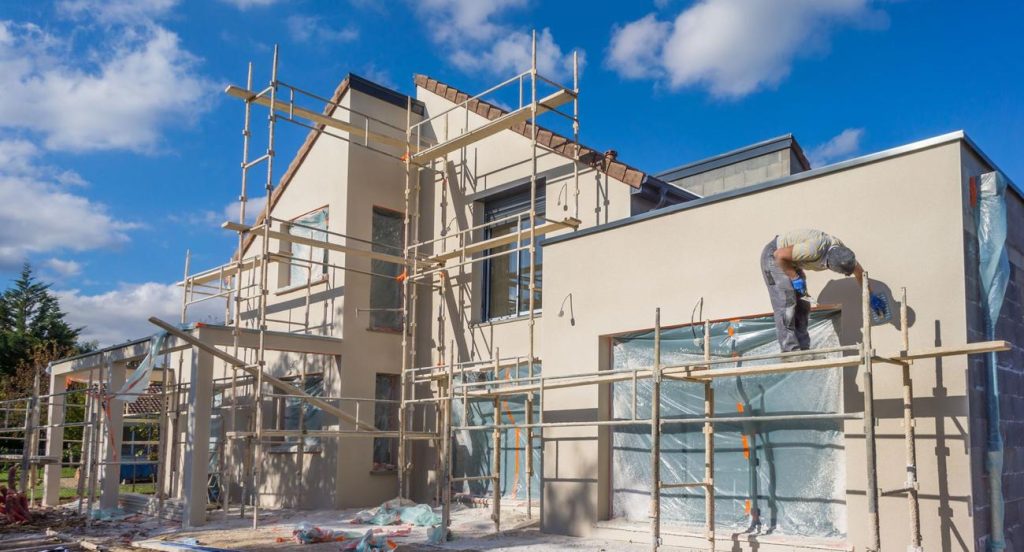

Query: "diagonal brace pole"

xmin=148 ymin=317 xmax=378 ymax=432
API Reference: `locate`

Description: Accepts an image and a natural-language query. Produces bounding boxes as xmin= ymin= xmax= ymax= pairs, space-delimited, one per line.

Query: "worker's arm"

xmin=772 ymin=246 xmax=800 ymax=279
xmin=852 ymin=263 xmax=865 ymax=290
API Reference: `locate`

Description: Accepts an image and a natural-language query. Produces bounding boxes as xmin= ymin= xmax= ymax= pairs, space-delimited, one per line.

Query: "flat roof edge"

xmin=546 ymin=131 xmax=1015 ymax=247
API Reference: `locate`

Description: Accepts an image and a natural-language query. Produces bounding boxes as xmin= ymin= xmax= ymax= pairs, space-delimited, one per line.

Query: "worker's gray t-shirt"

xmin=776 ymin=229 xmax=843 ymax=272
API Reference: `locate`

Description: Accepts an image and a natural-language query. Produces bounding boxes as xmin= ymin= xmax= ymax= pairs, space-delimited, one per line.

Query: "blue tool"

xmin=870 ymin=293 xmax=891 ymax=324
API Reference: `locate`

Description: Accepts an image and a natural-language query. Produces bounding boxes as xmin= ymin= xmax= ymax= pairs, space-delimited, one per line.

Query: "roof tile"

xmin=414 ymin=74 xmax=651 ymax=189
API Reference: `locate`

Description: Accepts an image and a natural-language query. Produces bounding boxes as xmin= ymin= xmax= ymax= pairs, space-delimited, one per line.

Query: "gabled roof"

xmin=237 ymin=74 xmax=424 ymax=259
xmin=414 ymin=74 xmax=655 ymax=189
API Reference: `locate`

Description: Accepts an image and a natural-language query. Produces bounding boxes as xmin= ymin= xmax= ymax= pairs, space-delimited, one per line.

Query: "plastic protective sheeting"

xmin=112 ymin=332 xmax=168 ymax=403
xmin=288 ymin=208 xmax=328 ymax=286
xmin=269 ymin=376 xmax=326 ymax=452
xmin=611 ymin=310 xmax=846 ymax=538
xmin=978 ymin=170 xmax=1010 ymax=550
xmin=451 ymin=362 xmax=541 ymax=499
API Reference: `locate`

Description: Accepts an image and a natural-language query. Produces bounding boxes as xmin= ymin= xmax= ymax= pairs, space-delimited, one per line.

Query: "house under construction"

xmin=4 ymin=35 xmax=1023 ymax=552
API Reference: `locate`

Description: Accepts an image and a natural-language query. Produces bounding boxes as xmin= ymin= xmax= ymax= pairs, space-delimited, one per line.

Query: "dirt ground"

xmin=1 ymin=503 xmax=657 ymax=551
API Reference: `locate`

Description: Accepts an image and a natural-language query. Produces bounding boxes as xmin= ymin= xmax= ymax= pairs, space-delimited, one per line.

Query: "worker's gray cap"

xmin=825 ymin=245 xmax=856 ymax=276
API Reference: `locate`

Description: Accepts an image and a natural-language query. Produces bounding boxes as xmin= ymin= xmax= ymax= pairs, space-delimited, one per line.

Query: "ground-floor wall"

xmin=540 ymin=139 xmax=979 ymax=550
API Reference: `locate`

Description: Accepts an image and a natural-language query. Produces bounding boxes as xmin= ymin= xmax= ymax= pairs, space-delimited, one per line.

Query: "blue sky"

xmin=0 ymin=0 xmax=1020 ymax=344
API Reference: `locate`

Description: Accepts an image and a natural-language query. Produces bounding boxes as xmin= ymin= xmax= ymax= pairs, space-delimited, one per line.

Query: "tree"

xmin=0 ymin=263 xmax=83 ymax=383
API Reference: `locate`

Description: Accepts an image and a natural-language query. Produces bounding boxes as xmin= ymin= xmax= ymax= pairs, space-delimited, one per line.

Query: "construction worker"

xmin=761 ymin=229 xmax=886 ymax=351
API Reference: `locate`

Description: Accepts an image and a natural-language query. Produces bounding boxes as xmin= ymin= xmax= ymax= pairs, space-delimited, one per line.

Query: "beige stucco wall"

xmin=408 ymin=86 xmax=637 ymax=501
xmin=412 ymin=86 xmax=634 ymax=369
xmin=541 ymin=139 xmax=976 ymax=550
xmin=212 ymin=85 xmax=418 ymax=510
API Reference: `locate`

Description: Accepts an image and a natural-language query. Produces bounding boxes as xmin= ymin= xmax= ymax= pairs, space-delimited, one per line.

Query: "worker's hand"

xmin=791 ymin=276 xmax=808 ymax=297
xmin=870 ymin=293 xmax=888 ymax=316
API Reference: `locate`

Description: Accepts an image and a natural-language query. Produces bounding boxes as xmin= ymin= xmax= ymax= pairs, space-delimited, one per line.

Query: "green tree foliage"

xmin=0 ymin=263 xmax=85 ymax=383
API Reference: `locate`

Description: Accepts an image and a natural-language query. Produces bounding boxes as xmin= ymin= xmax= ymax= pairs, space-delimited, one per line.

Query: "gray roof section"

xmin=656 ymin=134 xmax=811 ymax=183
xmin=545 ymin=130 xmax=1018 ymax=247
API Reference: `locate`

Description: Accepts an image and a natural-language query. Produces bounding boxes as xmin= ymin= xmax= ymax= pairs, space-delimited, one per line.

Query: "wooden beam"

xmin=686 ymin=356 xmax=863 ymax=380
xmin=222 ymin=221 xmax=412 ymax=266
xmin=427 ymin=217 xmax=581 ymax=265
xmin=225 ymin=85 xmax=408 ymax=149
xmin=184 ymin=256 xmax=265 ymax=287
xmin=885 ymin=340 xmax=1010 ymax=362
xmin=411 ymin=89 xmax=576 ymax=163
xmin=148 ymin=317 xmax=378 ymax=432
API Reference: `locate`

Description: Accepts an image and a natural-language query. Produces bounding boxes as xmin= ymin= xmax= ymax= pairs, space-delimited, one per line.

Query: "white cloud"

xmin=222 ymin=195 xmax=268 ymax=225
xmin=449 ymin=28 xmax=582 ymax=82
xmin=0 ymin=12 xmax=215 ymax=153
xmin=606 ymin=14 xmax=671 ymax=79
xmin=606 ymin=0 xmax=886 ymax=98
xmin=360 ymin=63 xmax=397 ymax=90
xmin=414 ymin=0 xmax=581 ymax=80
xmin=286 ymin=14 xmax=359 ymax=44
xmin=218 ymin=0 xmax=280 ymax=9
xmin=44 ymin=258 xmax=83 ymax=277
xmin=0 ymin=139 xmax=137 ymax=270
xmin=57 ymin=282 xmax=222 ymax=345
xmin=808 ymin=128 xmax=865 ymax=167
xmin=58 ymin=0 xmax=179 ymax=24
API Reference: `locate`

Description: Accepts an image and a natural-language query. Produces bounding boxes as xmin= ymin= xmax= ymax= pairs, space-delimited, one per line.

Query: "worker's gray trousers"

xmin=761 ymin=239 xmax=811 ymax=352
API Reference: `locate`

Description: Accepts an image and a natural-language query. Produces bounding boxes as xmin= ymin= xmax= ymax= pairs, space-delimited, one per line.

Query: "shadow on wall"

xmin=818 ymin=276 xmax=970 ymax=551
xmin=542 ymin=407 xmax=599 ymax=536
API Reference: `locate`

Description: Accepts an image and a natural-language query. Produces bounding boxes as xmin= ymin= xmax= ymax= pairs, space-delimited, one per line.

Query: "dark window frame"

xmin=369 ymin=206 xmax=405 ymax=332
xmin=481 ymin=180 xmax=545 ymax=321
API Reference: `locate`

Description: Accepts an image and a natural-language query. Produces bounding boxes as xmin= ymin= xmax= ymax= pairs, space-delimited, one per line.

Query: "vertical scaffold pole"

xmin=441 ymin=342 xmax=455 ymax=539
xmin=227 ymin=60 xmax=255 ymax=520
xmin=398 ymin=97 xmax=413 ymax=500
xmin=862 ymin=274 xmax=881 ymax=551
xmin=525 ymin=26 xmax=539 ymax=528
xmin=252 ymin=44 xmax=279 ymax=530
xmin=703 ymin=319 xmax=715 ymax=548
xmin=492 ymin=348 xmax=502 ymax=533
xmin=900 ymin=287 xmax=922 ymax=550
xmin=571 ymin=50 xmax=580 ymax=219
xmin=650 ymin=308 xmax=662 ymax=552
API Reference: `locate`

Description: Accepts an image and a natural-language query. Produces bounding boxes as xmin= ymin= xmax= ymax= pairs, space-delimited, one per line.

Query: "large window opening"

xmin=372 ymin=373 xmax=400 ymax=472
xmin=482 ymin=182 xmax=545 ymax=321
xmin=281 ymin=207 xmax=329 ymax=289
xmin=369 ymin=207 xmax=404 ymax=332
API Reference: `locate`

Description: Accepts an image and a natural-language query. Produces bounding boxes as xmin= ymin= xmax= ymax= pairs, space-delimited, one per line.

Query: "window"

xmin=372 ymin=373 xmax=400 ymax=471
xmin=483 ymin=183 xmax=544 ymax=320
xmin=369 ymin=207 xmax=404 ymax=331
xmin=270 ymin=374 xmax=324 ymax=453
xmin=282 ymin=207 xmax=328 ymax=288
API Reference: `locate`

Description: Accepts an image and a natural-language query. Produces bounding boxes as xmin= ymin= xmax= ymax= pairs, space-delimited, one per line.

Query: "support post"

xmin=99 ymin=361 xmax=126 ymax=510
xmin=43 ymin=370 xmax=67 ymax=507
xmin=862 ymin=274 xmax=881 ymax=551
xmin=900 ymin=287 xmax=922 ymax=550
xmin=703 ymin=320 xmax=715 ymax=547
xmin=182 ymin=348 xmax=214 ymax=528
xmin=650 ymin=308 xmax=662 ymax=552
xmin=491 ymin=349 xmax=501 ymax=533
xmin=441 ymin=346 xmax=454 ymax=538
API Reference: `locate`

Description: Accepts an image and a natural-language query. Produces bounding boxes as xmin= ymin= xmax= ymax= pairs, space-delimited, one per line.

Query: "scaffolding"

xmin=21 ymin=30 xmax=1011 ymax=552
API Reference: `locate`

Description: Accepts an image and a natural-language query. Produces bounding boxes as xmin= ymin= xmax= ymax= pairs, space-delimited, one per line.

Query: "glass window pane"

xmin=288 ymin=208 xmax=328 ymax=286
xmin=370 ymin=208 xmax=404 ymax=331
xmin=373 ymin=373 xmax=400 ymax=471
xmin=487 ymin=222 xmax=517 ymax=319
xmin=483 ymin=182 xmax=545 ymax=320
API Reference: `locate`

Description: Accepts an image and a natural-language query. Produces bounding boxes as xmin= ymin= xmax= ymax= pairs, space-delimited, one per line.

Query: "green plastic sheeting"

xmin=611 ymin=310 xmax=847 ymax=538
